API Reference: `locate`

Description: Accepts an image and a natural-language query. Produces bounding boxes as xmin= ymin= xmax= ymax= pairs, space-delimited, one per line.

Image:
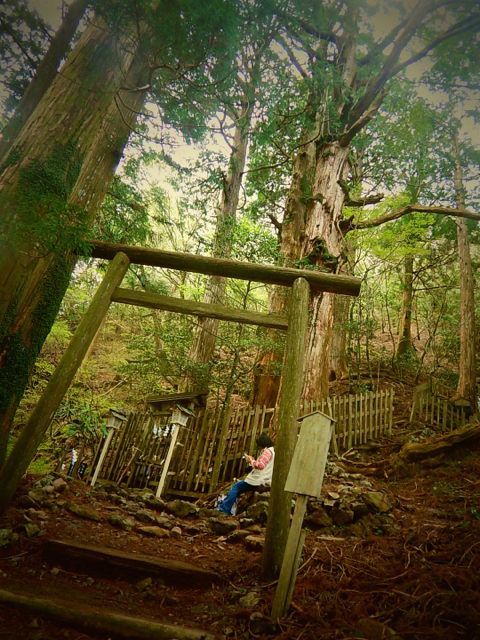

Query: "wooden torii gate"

xmin=0 ymin=240 xmax=361 ymax=577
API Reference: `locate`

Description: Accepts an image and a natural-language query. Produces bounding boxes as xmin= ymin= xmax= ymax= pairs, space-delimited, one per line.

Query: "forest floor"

xmin=1 ymin=400 xmax=480 ymax=639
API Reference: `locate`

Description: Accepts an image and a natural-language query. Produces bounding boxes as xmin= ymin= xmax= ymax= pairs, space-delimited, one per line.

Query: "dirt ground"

xmin=1 ymin=430 xmax=480 ymax=640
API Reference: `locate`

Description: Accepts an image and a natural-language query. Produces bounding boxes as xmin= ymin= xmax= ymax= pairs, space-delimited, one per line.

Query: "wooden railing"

xmin=410 ymin=381 xmax=469 ymax=431
xmin=89 ymin=388 xmax=395 ymax=497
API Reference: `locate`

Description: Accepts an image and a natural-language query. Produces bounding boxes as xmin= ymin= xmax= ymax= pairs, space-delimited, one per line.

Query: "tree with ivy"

xmin=0 ymin=0 xmax=239 ymax=470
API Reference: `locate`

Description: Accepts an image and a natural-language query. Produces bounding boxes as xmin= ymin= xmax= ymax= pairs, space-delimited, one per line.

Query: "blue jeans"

xmin=218 ymin=480 xmax=254 ymax=514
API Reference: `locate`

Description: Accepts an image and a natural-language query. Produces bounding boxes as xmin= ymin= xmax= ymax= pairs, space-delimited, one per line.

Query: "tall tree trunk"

xmin=453 ymin=137 xmax=477 ymax=410
xmin=329 ymin=294 xmax=351 ymax=381
xmin=0 ymin=0 xmax=88 ymax=163
xmin=329 ymin=237 xmax=356 ymax=380
xmin=0 ymin=20 xmax=147 ymax=466
xmin=252 ymin=135 xmax=316 ymax=406
xmin=186 ymin=110 xmax=250 ymax=391
xmin=301 ymin=142 xmax=350 ymax=400
xmin=395 ymin=254 xmax=414 ymax=360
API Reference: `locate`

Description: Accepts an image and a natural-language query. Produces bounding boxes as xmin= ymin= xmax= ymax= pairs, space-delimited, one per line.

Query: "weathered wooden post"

xmin=0 ymin=252 xmax=130 ymax=512
xmin=271 ymin=410 xmax=334 ymax=620
xmin=90 ymin=409 xmax=126 ymax=487
xmin=262 ymin=277 xmax=310 ymax=579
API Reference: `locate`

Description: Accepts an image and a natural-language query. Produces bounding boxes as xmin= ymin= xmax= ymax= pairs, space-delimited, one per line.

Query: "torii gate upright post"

xmin=0 ymin=252 xmax=130 ymax=513
xmin=262 ymin=277 xmax=310 ymax=580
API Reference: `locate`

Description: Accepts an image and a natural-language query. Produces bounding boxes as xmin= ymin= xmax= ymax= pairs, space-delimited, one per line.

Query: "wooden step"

xmin=44 ymin=538 xmax=221 ymax=587
xmin=0 ymin=587 xmax=215 ymax=640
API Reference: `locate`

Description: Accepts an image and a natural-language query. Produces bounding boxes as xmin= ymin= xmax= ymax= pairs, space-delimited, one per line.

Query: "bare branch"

xmin=352 ymin=203 xmax=480 ymax=230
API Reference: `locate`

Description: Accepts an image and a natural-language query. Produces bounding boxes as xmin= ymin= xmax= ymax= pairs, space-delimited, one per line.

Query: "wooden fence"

xmin=88 ymin=388 xmax=394 ymax=498
xmin=410 ymin=381 xmax=469 ymax=431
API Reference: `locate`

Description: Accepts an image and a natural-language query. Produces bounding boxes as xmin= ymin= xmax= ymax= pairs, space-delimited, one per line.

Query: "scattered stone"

xmin=331 ymin=506 xmax=355 ymax=526
xmin=239 ymin=591 xmax=260 ymax=608
xmin=251 ymin=490 xmax=270 ymax=504
xmin=209 ymin=517 xmax=237 ymax=536
xmin=183 ymin=523 xmax=203 ymax=534
xmin=245 ymin=501 xmax=269 ymax=524
xmin=0 ymin=529 xmax=17 ymax=548
xmin=52 ymin=478 xmax=68 ymax=493
xmin=244 ymin=535 xmax=264 ymax=550
xmin=34 ymin=475 xmax=55 ymax=488
xmin=227 ymin=529 xmax=251 ymax=542
xmin=27 ymin=489 xmax=46 ymax=505
xmin=67 ymin=503 xmax=102 ymax=521
xmin=17 ymin=494 xmax=39 ymax=508
xmin=155 ymin=514 xmax=173 ymax=528
xmin=137 ymin=526 xmax=171 ymax=538
xmin=50 ymin=567 xmax=61 ymax=576
xmin=165 ymin=499 xmax=198 ymax=518
xmin=135 ymin=509 xmax=158 ymax=524
xmin=24 ymin=523 xmax=41 ymax=538
xmin=323 ymin=498 xmax=337 ymax=508
xmin=170 ymin=526 xmax=182 ymax=538
xmin=135 ymin=577 xmax=153 ymax=591
xmin=238 ymin=518 xmax=255 ymax=528
xmin=363 ymin=491 xmax=392 ymax=514
xmin=249 ymin=612 xmax=278 ymax=635
xmin=142 ymin=496 xmax=166 ymax=512
xmin=306 ymin=508 xmax=332 ymax=528
xmin=197 ymin=507 xmax=220 ymax=518
xmin=246 ymin=524 xmax=263 ymax=534
xmin=327 ymin=491 xmax=340 ymax=500
xmin=108 ymin=514 xmax=136 ymax=531
xmin=352 ymin=501 xmax=370 ymax=520
xmin=27 ymin=509 xmax=49 ymax=521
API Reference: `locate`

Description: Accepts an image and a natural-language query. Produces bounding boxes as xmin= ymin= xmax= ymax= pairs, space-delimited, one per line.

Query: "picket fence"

xmin=410 ymin=381 xmax=469 ymax=431
xmin=88 ymin=388 xmax=394 ymax=498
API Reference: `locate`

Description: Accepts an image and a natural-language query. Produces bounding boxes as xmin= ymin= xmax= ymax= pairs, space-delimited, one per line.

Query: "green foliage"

xmin=56 ymin=391 xmax=107 ymax=442
xmin=10 ymin=141 xmax=91 ymax=256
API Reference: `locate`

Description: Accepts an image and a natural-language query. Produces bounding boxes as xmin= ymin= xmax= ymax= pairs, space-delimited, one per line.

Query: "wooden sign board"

xmin=284 ymin=411 xmax=334 ymax=498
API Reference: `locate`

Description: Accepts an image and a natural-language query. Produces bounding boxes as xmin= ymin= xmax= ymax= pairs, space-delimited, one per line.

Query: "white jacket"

xmin=245 ymin=447 xmax=275 ymax=486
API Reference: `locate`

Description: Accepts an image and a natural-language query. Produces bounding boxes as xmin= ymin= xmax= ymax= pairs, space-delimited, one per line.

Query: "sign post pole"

xmin=271 ymin=411 xmax=334 ymax=619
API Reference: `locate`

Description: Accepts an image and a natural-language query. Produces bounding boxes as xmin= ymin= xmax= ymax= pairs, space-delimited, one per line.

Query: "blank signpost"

xmin=271 ymin=411 xmax=334 ymax=620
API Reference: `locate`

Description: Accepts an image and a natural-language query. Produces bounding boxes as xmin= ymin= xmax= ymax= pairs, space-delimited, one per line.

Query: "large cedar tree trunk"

xmin=0 ymin=0 xmax=88 ymax=163
xmin=329 ymin=293 xmax=351 ymax=381
xmin=453 ymin=139 xmax=477 ymax=410
xmin=301 ymin=142 xmax=350 ymax=400
xmin=0 ymin=19 xmax=146 ymax=465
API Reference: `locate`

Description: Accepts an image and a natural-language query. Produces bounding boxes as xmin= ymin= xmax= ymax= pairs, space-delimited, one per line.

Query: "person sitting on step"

xmin=217 ymin=432 xmax=275 ymax=515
